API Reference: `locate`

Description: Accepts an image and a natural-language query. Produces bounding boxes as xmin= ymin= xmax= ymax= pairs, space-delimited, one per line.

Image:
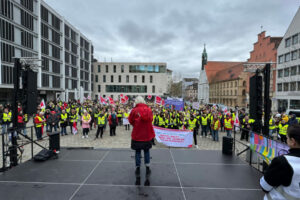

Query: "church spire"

xmin=201 ymin=44 xmax=207 ymax=70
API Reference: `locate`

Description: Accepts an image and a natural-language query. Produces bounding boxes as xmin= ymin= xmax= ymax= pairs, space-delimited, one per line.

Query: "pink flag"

xmin=124 ymin=95 xmax=129 ymax=101
xmin=100 ymin=96 xmax=107 ymax=104
xmin=161 ymin=99 xmax=165 ymax=106
xmin=40 ymin=99 xmax=46 ymax=110
xmin=120 ymin=98 xmax=126 ymax=104
xmin=120 ymin=94 xmax=124 ymax=98
xmin=108 ymin=97 xmax=115 ymax=105
xmin=72 ymin=122 xmax=78 ymax=135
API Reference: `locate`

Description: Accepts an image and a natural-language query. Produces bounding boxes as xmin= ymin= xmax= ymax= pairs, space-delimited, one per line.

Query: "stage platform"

xmin=0 ymin=148 xmax=264 ymax=200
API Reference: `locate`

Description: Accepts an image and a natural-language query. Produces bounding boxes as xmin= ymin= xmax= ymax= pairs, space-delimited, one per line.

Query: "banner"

xmin=123 ymin=118 xmax=129 ymax=125
xmin=164 ymin=98 xmax=184 ymax=111
xmin=250 ymin=132 xmax=289 ymax=164
xmin=153 ymin=126 xmax=193 ymax=147
xmin=192 ymin=102 xmax=199 ymax=110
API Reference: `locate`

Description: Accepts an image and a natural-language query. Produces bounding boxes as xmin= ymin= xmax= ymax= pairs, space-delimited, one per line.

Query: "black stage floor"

xmin=0 ymin=148 xmax=264 ymax=200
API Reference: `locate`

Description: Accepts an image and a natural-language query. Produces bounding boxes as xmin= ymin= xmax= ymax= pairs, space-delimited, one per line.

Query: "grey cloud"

xmin=45 ymin=0 xmax=299 ymax=77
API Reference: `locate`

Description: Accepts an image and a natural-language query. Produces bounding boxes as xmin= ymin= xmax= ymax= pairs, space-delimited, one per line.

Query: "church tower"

xmin=198 ymin=45 xmax=209 ymax=104
xmin=201 ymin=44 xmax=207 ymax=70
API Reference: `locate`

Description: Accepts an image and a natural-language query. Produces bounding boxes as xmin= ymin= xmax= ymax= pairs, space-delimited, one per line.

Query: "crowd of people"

xmin=0 ymin=99 xmax=299 ymax=146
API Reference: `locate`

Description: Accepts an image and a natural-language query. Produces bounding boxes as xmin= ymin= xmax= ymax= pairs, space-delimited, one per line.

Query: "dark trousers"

xmin=96 ymin=126 xmax=104 ymax=138
xmin=193 ymin=129 xmax=197 ymax=145
xmin=83 ymin=128 xmax=89 ymax=136
xmin=35 ymin=127 xmax=42 ymax=139
xmin=110 ymin=125 xmax=116 ymax=136
xmin=201 ymin=125 xmax=207 ymax=136
xmin=281 ymin=135 xmax=287 ymax=143
xmin=50 ymin=125 xmax=57 ymax=133
xmin=241 ymin=130 xmax=249 ymax=141
xmin=125 ymin=124 xmax=130 ymax=130
xmin=118 ymin=117 xmax=122 ymax=126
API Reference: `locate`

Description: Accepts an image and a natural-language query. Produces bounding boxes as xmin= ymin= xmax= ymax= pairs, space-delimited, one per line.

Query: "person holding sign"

xmin=129 ymin=96 xmax=155 ymax=186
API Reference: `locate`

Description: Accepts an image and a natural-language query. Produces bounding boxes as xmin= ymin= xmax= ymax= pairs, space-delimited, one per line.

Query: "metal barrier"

xmin=0 ymin=125 xmax=49 ymax=172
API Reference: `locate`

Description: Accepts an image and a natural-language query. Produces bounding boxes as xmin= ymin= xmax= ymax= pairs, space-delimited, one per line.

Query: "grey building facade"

xmin=0 ymin=0 xmax=93 ymax=103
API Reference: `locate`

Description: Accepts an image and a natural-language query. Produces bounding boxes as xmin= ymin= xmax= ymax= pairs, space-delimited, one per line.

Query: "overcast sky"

xmin=45 ymin=0 xmax=299 ymax=78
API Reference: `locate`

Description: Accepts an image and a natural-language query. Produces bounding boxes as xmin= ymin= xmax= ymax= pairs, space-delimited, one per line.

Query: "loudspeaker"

xmin=48 ymin=131 xmax=60 ymax=152
xmin=24 ymin=69 xmax=37 ymax=115
xmin=222 ymin=136 xmax=233 ymax=155
xmin=249 ymin=75 xmax=263 ymax=132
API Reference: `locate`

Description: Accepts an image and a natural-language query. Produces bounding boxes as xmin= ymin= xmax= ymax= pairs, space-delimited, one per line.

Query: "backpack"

xmin=34 ymin=149 xmax=57 ymax=162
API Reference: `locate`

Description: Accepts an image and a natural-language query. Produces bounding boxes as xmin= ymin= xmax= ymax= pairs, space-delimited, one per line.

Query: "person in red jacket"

xmin=129 ymin=96 xmax=155 ymax=186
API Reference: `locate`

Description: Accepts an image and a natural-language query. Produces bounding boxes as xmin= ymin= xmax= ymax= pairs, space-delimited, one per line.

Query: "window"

xmin=41 ymin=40 xmax=49 ymax=55
xmin=21 ymin=10 xmax=34 ymax=30
xmin=118 ymin=75 xmax=121 ymax=83
xmin=42 ymin=57 xmax=49 ymax=71
xmin=105 ymin=85 xmax=147 ymax=93
xmin=291 ymin=66 xmax=297 ymax=76
xmin=278 ymin=69 xmax=283 ymax=78
xmin=95 ymin=75 xmax=98 ymax=82
xmin=1 ymin=0 xmax=14 ymax=19
xmin=142 ymin=75 xmax=145 ymax=83
xmin=284 ymin=83 xmax=289 ymax=91
xmin=98 ymin=85 xmax=101 ymax=92
xmin=111 ymin=75 xmax=114 ymax=83
xmin=98 ymin=65 xmax=101 ymax=72
xmin=103 ymin=75 xmax=106 ymax=82
xmin=284 ymin=68 xmax=289 ymax=77
xmin=298 ymin=82 xmax=300 ymax=91
xmin=285 ymin=53 xmax=290 ymax=62
xmin=134 ymin=75 xmax=137 ymax=83
xmin=113 ymin=65 xmax=116 ymax=73
xmin=292 ymin=34 xmax=298 ymax=45
xmin=126 ymin=75 xmax=129 ymax=83
xmin=235 ymin=81 xmax=237 ymax=87
xmin=150 ymin=75 xmax=153 ymax=83
xmin=1 ymin=43 xmax=14 ymax=62
xmin=285 ymin=37 xmax=291 ymax=47
xmin=52 ymin=45 xmax=60 ymax=59
xmin=71 ymin=67 xmax=77 ymax=78
xmin=152 ymin=85 xmax=155 ymax=93
xmin=292 ymin=51 xmax=298 ymax=60
xmin=243 ymin=81 xmax=246 ymax=87
xmin=106 ymin=65 xmax=108 ymax=73
xmin=277 ymin=83 xmax=282 ymax=92
xmin=52 ymin=30 xmax=60 ymax=45
xmin=1 ymin=65 xmax=13 ymax=84
xmin=298 ymin=66 xmax=300 ymax=75
xmin=41 ymin=6 xmax=48 ymax=22
xmin=52 ymin=15 xmax=61 ymax=31
xmin=230 ymin=82 xmax=233 ymax=87
xmin=290 ymin=82 xmax=296 ymax=91
xmin=278 ymin=55 xmax=284 ymax=64
xmin=52 ymin=76 xmax=60 ymax=88
xmin=52 ymin=61 xmax=60 ymax=74
xmin=42 ymin=73 xmax=49 ymax=87
xmin=121 ymin=65 xmax=124 ymax=73
xmin=65 ymin=65 xmax=69 ymax=76
xmin=290 ymin=100 xmax=300 ymax=109
xmin=0 ymin=19 xmax=14 ymax=42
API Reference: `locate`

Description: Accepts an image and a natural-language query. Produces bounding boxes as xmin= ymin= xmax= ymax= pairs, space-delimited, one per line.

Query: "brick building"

xmin=246 ymin=31 xmax=282 ymax=110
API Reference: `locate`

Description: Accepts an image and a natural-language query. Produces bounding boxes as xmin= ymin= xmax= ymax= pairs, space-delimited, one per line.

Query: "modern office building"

xmin=0 ymin=0 xmax=93 ymax=102
xmin=92 ymin=62 xmax=171 ymax=100
xmin=275 ymin=7 xmax=300 ymax=113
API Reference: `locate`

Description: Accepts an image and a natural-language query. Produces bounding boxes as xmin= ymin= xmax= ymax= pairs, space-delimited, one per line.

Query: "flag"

xmin=40 ymin=99 xmax=46 ymax=110
xmin=72 ymin=122 xmax=78 ymax=135
xmin=161 ymin=99 xmax=165 ymax=106
xmin=120 ymin=94 xmax=124 ymax=98
xmin=124 ymin=95 xmax=129 ymax=101
xmin=234 ymin=110 xmax=240 ymax=131
xmin=87 ymin=95 xmax=91 ymax=100
xmin=100 ymin=96 xmax=107 ymax=104
xmin=120 ymin=98 xmax=126 ymax=104
xmin=155 ymin=96 xmax=162 ymax=104
xmin=147 ymin=95 xmax=152 ymax=100
xmin=108 ymin=97 xmax=115 ymax=105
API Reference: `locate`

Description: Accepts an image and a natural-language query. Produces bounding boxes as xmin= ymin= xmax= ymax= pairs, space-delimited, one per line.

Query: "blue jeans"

xmin=212 ymin=130 xmax=219 ymax=141
xmin=36 ymin=127 xmax=42 ymax=139
xmin=135 ymin=149 xmax=150 ymax=167
xmin=226 ymin=130 xmax=232 ymax=137
xmin=269 ymin=129 xmax=275 ymax=137
xmin=1 ymin=124 xmax=8 ymax=134
xmin=61 ymin=126 xmax=67 ymax=135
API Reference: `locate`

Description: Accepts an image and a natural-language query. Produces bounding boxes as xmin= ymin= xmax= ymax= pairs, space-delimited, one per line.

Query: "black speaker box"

xmin=222 ymin=136 xmax=233 ymax=155
xmin=48 ymin=131 xmax=60 ymax=152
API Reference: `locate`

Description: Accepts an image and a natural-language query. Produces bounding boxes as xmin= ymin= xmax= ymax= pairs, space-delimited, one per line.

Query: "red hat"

xmin=51 ymin=111 xmax=56 ymax=114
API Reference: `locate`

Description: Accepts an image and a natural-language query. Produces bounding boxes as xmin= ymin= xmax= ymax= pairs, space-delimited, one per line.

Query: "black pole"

xmin=263 ymin=64 xmax=271 ymax=136
xmin=10 ymin=58 xmax=22 ymax=166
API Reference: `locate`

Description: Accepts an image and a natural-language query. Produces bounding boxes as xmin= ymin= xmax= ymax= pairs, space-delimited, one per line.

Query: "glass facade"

xmin=106 ymin=85 xmax=147 ymax=93
xmin=129 ymin=65 xmax=166 ymax=73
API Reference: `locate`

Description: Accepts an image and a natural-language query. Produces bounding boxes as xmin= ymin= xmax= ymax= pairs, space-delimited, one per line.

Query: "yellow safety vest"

xmin=83 ymin=114 xmax=91 ymax=121
xmin=124 ymin=113 xmax=129 ymax=118
xmin=189 ymin=119 xmax=197 ymax=130
xmin=60 ymin=113 xmax=68 ymax=123
xmin=279 ymin=124 xmax=288 ymax=136
xmin=158 ymin=116 xmax=164 ymax=127
xmin=213 ymin=120 xmax=219 ymax=131
xmin=201 ymin=117 xmax=208 ymax=126
xmin=269 ymin=119 xmax=275 ymax=130
xmin=69 ymin=114 xmax=78 ymax=122
xmin=35 ymin=116 xmax=43 ymax=128
xmin=66 ymin=108 xmax=70 ymax=113
xmin=224 ymin=119 xmax=232 ymax=129
xmin=3 ymin=113 xmax=11 ymax=122
xmin=165 ymin=119 xmax=169 ymax=128
xmin=97 ymin=115 xmax=106 ymax=125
